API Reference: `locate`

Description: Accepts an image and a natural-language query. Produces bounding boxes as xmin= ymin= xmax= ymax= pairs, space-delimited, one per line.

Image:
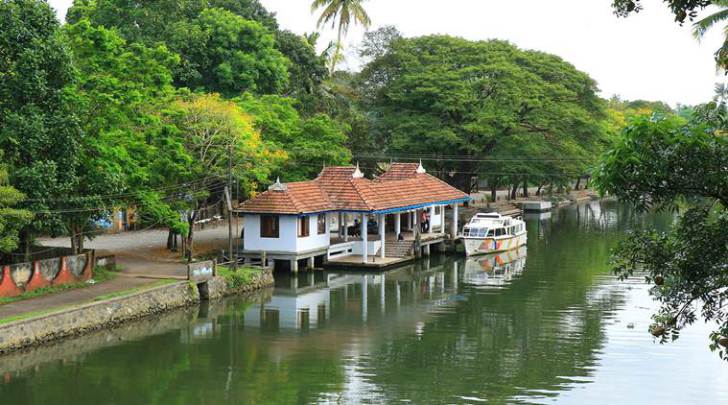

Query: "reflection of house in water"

xmin=462 ymin=246 xmax=527 ymax=287
xmin=242 ymin=258 xmax=467 ymax=331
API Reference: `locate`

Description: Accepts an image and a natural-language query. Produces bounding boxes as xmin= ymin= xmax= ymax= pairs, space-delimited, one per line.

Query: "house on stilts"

xmin=235 ymin=162 xmax=470 ymax=271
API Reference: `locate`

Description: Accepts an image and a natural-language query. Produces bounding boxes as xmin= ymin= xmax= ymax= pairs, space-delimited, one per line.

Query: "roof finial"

xmin=352 ymin=161 xmax=364 ymax=178
xmin=268 ymin=176 xmax=288 ymax=191
xmin=416 ymin=158 xmax=426 ymax=174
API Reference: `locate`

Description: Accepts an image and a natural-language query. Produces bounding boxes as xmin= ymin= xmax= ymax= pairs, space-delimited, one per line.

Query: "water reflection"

xmin=462 ymin=246 xmax=527 ymax=287
xmin=1 ymin=202 xmax=725 ymax=404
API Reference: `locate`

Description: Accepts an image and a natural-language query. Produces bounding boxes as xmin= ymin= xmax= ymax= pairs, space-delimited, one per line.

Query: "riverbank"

xmin=0 ymin=268 xmax=273 ymax=354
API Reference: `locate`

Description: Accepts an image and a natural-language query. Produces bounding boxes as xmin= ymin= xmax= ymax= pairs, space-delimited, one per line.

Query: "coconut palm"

xmin=311 ymin=0 xmax=371 ymax=73
xmin=692 ymin=1 xmax=728 ymax=68
xmin=693 ymin=1 xmax=728 ymax=39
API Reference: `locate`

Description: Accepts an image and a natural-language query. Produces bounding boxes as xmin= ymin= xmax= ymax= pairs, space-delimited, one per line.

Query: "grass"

xmin=92 ymin=279 xmax=176 ymax=301
xmin=216 ymin=265 xmax=260 ymax=289
xmin=0 ymin=265 xmax=118 ymax=305
xmin=0 ymin=306 xmax=75 ymax=325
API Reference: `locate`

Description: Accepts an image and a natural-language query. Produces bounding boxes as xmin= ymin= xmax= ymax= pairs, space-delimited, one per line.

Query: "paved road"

xmin=38 ymin=222 xmax=235 ymax=278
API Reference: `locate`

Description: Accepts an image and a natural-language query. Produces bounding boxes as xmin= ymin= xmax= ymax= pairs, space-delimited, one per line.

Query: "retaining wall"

xmin=0 ymin=251 xmax=94 ymax=297
xmin=0 ymin=267 xmax=274 ymax=354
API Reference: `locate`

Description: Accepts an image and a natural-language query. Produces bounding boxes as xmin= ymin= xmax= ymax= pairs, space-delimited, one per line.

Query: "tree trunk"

xmin=490 ymin=183 xmax=497 ymax=202
xmin=21 ymin=229 xmax=31 ymax=262
xmin=167 ymin=229 xmax=174 ymax=250
xmin=510 ymin=183 xmax=518 ymax=200
xmin=537 ymin=181 xmax=545 ymax=196
xmin=575 ymin=177 xmax=582 ymax=190
xmin=585 ymin=176 xmax=590 ymax=189
xmin=522 ymin=177 xmax=529 ymax=198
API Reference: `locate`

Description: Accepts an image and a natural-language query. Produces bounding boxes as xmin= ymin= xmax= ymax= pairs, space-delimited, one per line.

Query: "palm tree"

xmin=692 ymin=1 xmax=728 ymax=69
xmin=311 ymin=0 xmax=371 ymax=73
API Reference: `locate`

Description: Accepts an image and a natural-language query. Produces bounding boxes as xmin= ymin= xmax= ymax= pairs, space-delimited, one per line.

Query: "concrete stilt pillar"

xmin=441 ymin=205 xmax=446 ymax=234
xmin=394 ymin=213 xmax=401 ymax=238
xmin=307 ymin=256 xmax=314 ymax=269
xmin=291 ymin=259 xmax=299 ymax=273
xmin=361 ymin=214 xmax=368 ymax=263
xmin=379 ymin=213 xmax=386 ymax=259
xmin=423 ymin=244 xmax=431 ymax=256
xmin=451 ymin=203 xmax=459 ymax=238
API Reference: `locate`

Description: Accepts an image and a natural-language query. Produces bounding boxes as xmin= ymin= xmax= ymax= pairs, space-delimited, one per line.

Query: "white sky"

xmin=49 ymin=0 xmax=727 ymax=106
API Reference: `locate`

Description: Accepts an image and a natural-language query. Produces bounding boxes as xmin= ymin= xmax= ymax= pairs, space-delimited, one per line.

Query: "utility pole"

xmin=226 ymin=142 xmax=236 ymax=270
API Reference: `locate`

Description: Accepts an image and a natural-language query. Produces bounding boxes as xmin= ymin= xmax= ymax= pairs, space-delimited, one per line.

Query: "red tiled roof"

xmin=375 ymin=162 xmax=420 ymax=181
xmin=317 ymin=166 xmax=371 ymax=211
xmin=237 ymin=164 xmax=470 ymax=214
xmin=237 ymin=181 xmax=332 ymax=215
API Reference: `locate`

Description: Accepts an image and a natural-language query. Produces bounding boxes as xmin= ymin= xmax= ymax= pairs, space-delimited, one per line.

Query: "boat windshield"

xmin=463 ymin=226 xmax=496 ymax=237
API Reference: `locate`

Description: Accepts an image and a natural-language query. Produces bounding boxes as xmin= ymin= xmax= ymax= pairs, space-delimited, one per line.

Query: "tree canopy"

xmin=236 ymin=93 xmax=351 ymax=181
xmin=67 ymin=0 xmax=329 ymax=100
xmin=355 ymin=32 xmax=606 ymax=193
xmin=595 ymin=102 xmax=728 ymax=359
xmin=0 ymin=0 xmax=81 ymax=251
xmin=0 ymin=163 xmax=32 ymax=258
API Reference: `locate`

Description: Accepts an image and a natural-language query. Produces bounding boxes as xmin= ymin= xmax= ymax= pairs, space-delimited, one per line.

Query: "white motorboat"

xmin=460 ymin=213 xmax=527 ymax=256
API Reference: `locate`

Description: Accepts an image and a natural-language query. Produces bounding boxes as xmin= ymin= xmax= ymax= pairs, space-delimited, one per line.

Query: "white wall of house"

xmin=244 ymin=213 xmax=331 ymax=254
xmin=244 ymin=214 xmax=298 ymax=252
xmin=296 ymin=213 xmax=331 ymax=252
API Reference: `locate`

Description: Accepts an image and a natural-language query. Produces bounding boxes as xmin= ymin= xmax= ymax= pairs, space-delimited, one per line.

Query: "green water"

xmin=1 ymin=201 xmax=726 ymax=404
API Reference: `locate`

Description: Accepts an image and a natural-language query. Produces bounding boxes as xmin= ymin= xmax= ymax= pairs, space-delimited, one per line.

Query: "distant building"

xmin=236 ymin=162 xmax=470 ymax=271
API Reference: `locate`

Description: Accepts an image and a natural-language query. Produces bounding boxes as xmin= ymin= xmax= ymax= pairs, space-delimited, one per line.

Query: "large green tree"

xmin=67 ymin=0 xmax=329 ymax=101
xmin=163 ymin=93 xmax=283 ymax=259
xmin=60 ymin=19 xmax=186 ymax=251
xmin=356 ymin=33 xmax=606 ymax=193
xmin=167 ymin=8 xmax=288 ymax=96
xmin=0 ymin=0 xmax=81 ymax=256
xmin=236 ymin=93 xmax=351 ymax=181
xmin=595 ymin=103 xmax=728 ymax=359
xmin=0 ymin=163 xmax=33 ymax=260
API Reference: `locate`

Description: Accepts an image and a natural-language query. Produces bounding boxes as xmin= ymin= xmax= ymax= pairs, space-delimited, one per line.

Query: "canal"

xmin=1 ymin=201 xmax=727 ymax=404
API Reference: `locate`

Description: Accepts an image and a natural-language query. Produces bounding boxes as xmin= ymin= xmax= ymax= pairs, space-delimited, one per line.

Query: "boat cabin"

xmin=462 ymin=213 xmax=526 ymax=238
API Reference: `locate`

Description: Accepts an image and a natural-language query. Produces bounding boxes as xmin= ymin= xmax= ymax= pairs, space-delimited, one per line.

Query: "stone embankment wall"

xmin=0 ymin=268 xmax=273 ymax=354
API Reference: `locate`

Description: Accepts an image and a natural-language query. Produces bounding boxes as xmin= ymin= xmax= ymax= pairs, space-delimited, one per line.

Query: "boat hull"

xmin=462 ymin=232 xmax=527 ymax=256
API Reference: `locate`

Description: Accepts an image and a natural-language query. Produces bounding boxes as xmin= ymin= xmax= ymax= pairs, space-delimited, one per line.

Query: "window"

xmin=495 ymin=228 xmax=505 ymax=237
xmin=260 ymin=215 xmax=279 ymax=238
xmin=435 ymin=206 xmax=441 ymax=215
xmin=317 ymin=214 xmax=326 ymax=235
xmin=486 ymin=229 xmax=495 ymax=237
xmin=298 ymin=216 xmax=310 ymax=237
